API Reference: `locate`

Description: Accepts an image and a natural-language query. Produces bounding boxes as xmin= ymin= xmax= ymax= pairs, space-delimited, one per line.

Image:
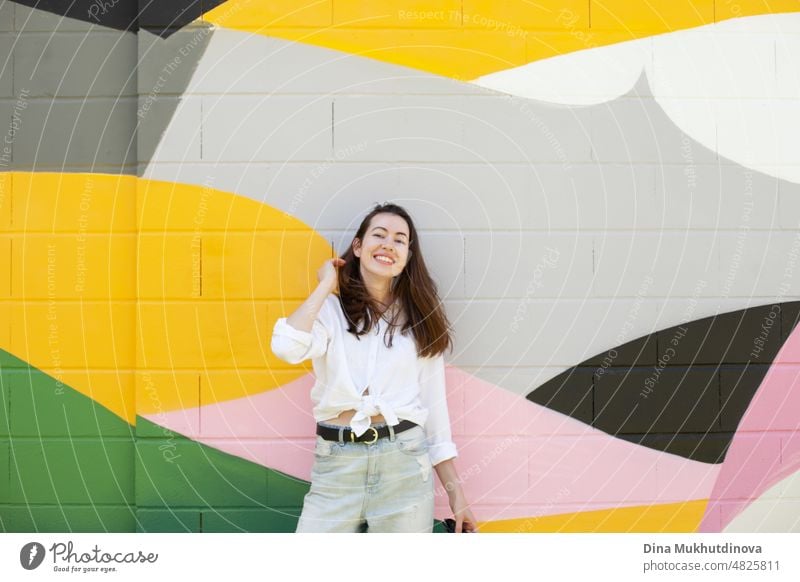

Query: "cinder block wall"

xmin=1 ymin=0 xmax=800 ymax=533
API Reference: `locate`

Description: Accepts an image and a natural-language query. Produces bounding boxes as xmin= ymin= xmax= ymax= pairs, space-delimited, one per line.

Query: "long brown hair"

xmin=336 ymin=202 xmax=454 ymax=359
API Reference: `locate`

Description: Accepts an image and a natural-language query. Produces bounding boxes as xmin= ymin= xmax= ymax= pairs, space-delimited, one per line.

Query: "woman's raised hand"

xmin=317 ymin=257 xmax=346 ymax=292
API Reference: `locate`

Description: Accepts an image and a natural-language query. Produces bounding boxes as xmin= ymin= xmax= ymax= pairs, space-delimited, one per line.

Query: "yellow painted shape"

xmin=0 ymin=172 xmax=10 ymax=230
xmin=463 ymin=0 xmax=589 ymax=29
xmin=0 ymin=237 xmax=8 ymax=298
xmin=136 ymin=372 xmax=200 ymax=424
xmin=12 ymin=172 xmax=136 ymax=233
xmin=41 ymin=369 xmax=136 ymax=427
xmin=134 ymin=178 xmax=332 ymax=413
xmin=1 ymin=173 xmax=136 ymax=425
xmin=138 ymin=234 xmax=201 ymax=299
xmin=204 ymin=0 xmax=800 ymax=80
xmin=478 ymin=499 xmax=708 ymax=532
xmin=591 ymin=0 xmax=714 ymax=31
xmin=10 ymin=301 xmax=135 ymax=369
xmin=135 ymin=300 xmax=318 ymax=371
xmin=11 ymin=234 xmax=136 ymax=299
xmin=0 ymin=302 xmax=9 ymax=346
xmin=210 ymin=26 xmax=528 ymax=81
xmin=525 ymin=30 xmax=636 ymax=65
xmin=716 ymin=0 xmax=800 ymax=22
xmin=136 ymin=301 xmax=268 ymax=370
xmin=0 ymin=173 xmax=332 ymax=421
xmin=333 ymin=1 xmax=461 ymax=28
xmin=137 ymin=177 xmax=306 ymax=232
xmin=202 ymin=0 xmax=332 ymax=27
xmin=203 ymin=232 xmax=330 ymax=299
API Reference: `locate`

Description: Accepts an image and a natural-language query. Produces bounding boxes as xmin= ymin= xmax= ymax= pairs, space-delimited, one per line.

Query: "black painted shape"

xmin=11 ymin=0 xmax=228 ymax=37
xmin=138 ymin=0 xmax=221 ymax=36
xmin=527 ymin=302 xmax=800 ymax=464
xmin=12 ymin=0 xmax=138 ymax=31
xmin=782 ymin=302 xmax=800 ymax=341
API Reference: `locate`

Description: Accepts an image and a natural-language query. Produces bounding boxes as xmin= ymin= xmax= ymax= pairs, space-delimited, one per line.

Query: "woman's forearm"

xmin=434 ymin=458 xmax=465 ymax=500
xmin=286 ymin=280 xmax=335 ymax=333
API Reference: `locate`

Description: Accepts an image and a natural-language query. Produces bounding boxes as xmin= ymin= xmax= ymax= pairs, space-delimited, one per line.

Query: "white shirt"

xmin=270 ymin=293 xmax=458 ymax=466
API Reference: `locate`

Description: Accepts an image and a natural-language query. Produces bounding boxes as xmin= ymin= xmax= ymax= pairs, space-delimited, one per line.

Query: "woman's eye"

xmin=395 ymin=240 xmax=405 ymax=245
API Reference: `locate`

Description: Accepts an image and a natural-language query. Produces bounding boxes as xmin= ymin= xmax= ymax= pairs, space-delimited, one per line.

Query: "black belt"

xmin=316 ymin=419 xmax=418 ymax=444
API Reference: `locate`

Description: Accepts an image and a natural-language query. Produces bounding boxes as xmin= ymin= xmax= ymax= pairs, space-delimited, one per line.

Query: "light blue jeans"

xmin=296 ymin=422 xmax=435 ymax=533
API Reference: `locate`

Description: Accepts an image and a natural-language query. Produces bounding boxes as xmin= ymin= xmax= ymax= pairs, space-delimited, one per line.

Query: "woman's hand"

xmin=448 ymin=491 xmax=479 ymax=533
xmin=317 ymin=257 xmax=345 ymax=292
xmin=434 ymin=459 xmax=479 ymax=532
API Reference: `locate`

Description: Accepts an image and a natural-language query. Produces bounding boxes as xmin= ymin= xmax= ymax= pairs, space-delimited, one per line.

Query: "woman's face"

xmin=353 ymin=212 xmax=411 ymax=282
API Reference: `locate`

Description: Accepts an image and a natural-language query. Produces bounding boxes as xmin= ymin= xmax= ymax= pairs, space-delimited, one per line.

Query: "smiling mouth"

xmin=373 ymin=255 xmax=395 ymax=265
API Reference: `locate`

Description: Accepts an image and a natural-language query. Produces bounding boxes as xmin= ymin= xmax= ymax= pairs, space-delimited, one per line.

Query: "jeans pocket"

xmin=396 ymin=427 xmax=429 ymax=457
xmin=314 ymin=435 xmax=339 ymax=459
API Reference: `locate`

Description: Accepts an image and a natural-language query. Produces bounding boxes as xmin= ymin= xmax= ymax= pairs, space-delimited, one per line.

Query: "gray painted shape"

xmin=187 ymin=28 xmax=484 ymax=96
xmin=201 ymin=94 xmax=333 ymax=162
xmin=13 ymin=2 xmax=97 ymax=32
xmin=8 ymin=4 xmax=137 ymax=171
xmin=780 ymin=180 xmax=800 ymax=229
xmin=0 ymin=1 xmax=12 ymax=32
xmin=137 ymin=26 xmax=212 ymax=173
xmin=137 ymin=96 xmax=202 ymax=164
xmin=0 ymin=34 xmax=12 ymax=97
xmin=6 ymin=4 xmax=211 ymax=173
xmin=13 ymin=98 xmax=137 ymax=169
xmin=14 ymin=32 xmax=137 ymax=98
xmin=143 ymin=42 xmax=800 ymax=395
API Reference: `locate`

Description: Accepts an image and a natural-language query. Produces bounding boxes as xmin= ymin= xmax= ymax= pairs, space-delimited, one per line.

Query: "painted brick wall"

xmin=1 ymin=0 xmax=800 ymax=533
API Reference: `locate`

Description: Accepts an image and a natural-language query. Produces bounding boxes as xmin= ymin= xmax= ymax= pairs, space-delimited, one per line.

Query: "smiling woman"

xmin=270 ymin=202 xmax=478 ymax=533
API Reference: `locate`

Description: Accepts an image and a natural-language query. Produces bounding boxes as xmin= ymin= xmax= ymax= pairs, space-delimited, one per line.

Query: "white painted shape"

xmin=473 ymin=36 xmax=652 ymax=105
xmin=147 ymin=96 xmax=203 ymax=163
xmin=139 ymin=17 xmax=800 ymax=393
xmin=714 ymin=100 xmax=800 ymax=165
xmin=474 ymin=13 xmax=800 ymax=183
xmin=650 ymin=31 xmax=776 ymax=98
xmin=724 ymin=469 xmax=800 ymax=532
xmin=776 ymin=35 xmax=800 ymax=98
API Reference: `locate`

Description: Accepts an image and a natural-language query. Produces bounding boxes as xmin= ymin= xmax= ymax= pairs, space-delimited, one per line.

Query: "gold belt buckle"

xmin=352 ymin=426 xmax=379 ymax=444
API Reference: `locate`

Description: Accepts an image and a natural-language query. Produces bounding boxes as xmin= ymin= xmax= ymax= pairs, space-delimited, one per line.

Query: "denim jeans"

xmin=296 ymin=422 xmax=435 ymax=533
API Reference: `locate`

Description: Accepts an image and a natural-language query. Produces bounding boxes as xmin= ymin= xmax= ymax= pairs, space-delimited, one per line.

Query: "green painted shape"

xmin=0 ymin=375 xmax=8 ymax=437
xmin=0 ymin=505 xmax=136 ymax=533
xmin=0 ymin=349 xmax=440 ymax=533
xmin=0 ymin=439 xmax=8 ymax=502
xmin=1 ymin=348 xmax=134 ymax=530
xmin=0 ymin=351 xmax=20 ymax=437
xmin=0 ymin=348 xmax=26 ymax=370
xmin=202 ymin=509 xmax=303 ymax=533
xmin=135 ymin=412 xmax=196 ymax=438
xmin=5 ymin=369 xmax=133 ymax=437
xmin=135 ymin=416 xmax=316 ymax=531
xmin=267 ymin=470 xmax=310 ymax=506
xmin=135 ymin=419 xmax=268 ymax=508
xmin=10 ymin=439 xmax=134 ymax=504
xmin=135 ymin=509 xmax=201 ymax=533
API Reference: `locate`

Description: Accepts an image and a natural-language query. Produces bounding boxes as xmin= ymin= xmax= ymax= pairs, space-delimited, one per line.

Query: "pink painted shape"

xmin=142 ymin=366 xmax=718 ymax=522
xmin=699 ymin=324 xmax=800 ymax=531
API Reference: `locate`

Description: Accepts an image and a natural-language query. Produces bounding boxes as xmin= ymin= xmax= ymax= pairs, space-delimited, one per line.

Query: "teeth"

xmin=374 ymin=255 xmax=394 ymax=265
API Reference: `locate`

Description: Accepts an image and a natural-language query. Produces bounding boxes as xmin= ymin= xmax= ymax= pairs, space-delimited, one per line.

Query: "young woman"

xmin=271 ymin=202 xmax=478 ymax=533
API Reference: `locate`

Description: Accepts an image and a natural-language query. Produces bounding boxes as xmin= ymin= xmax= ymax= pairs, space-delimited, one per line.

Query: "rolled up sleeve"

xmin=417 ymin=353 xmax=458 ymax=466
xmin=270 ymin=307 xmax=330 ymax=365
